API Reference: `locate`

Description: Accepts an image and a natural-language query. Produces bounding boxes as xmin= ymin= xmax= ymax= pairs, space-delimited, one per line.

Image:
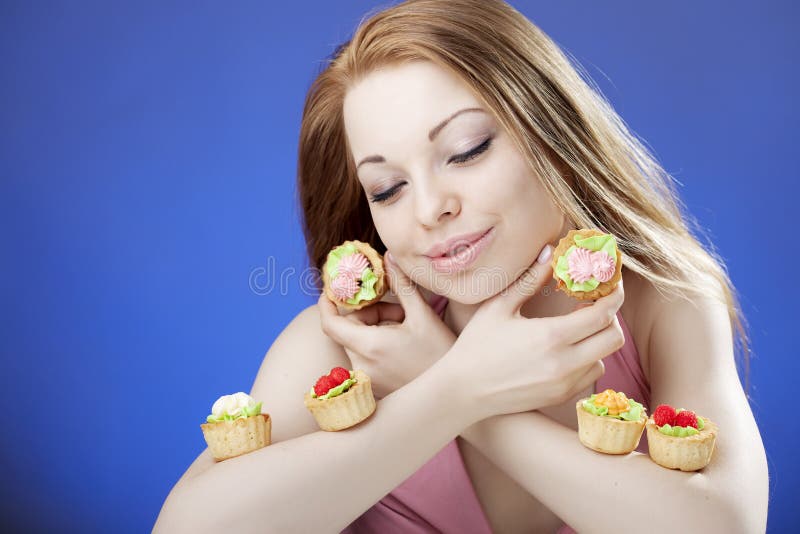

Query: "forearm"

xmin=155 ymin=364 xmax=475 ymax=534
xmin=460 ymin=411 xmax=749 ymax=534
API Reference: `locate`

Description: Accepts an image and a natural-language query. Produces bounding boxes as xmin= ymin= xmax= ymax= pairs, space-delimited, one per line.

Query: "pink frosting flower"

xmin=567 ymin=247 xmax=616 ymax=284
xmin=330 ymin=273 xmax=359 ymax=301
xmin=567 ymin=247 xmax=595 ymax=283
xmin=337 ymin=253 xmax=369 ymax=280
xmin=590 ymin=250 xmax=616 ymax=282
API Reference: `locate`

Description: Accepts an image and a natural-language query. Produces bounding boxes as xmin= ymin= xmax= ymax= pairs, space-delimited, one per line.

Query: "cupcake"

xmin=322 ymin=240 xmax=387 ymax=311
xmin=200 ymin=392 xmax=271 ymax=462
xmin=303 ymin=367 xmax=376 ymax=431
xmin=646 ymin=404 xmax=718 ymax=471
xmin=576 ymin=389 xmax=647 ymax=454
xmin=552 ymin=228 xmax=623 ymax=300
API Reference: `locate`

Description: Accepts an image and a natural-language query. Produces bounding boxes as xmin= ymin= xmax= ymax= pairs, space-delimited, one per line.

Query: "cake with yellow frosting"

xmin=646 ymin=403 xmax=718 ymax=471
xmin=200 ymin=392 xmax=271 ymax=461
xmin=304 ymin=367 xmax=376 ymax=431
xmin=552 ymin=229 xmax=623 ymax=300
xmin=576 ymin=389 xmax=647 ymax=454
xmin=322 ymin=240 xmax=387 ymax=311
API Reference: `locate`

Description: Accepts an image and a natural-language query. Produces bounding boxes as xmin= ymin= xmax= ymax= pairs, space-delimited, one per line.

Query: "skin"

xmin=154 ymin=59 xmax=768 ymax=533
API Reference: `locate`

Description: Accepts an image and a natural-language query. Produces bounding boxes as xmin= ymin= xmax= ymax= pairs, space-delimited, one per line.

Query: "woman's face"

xmin=343 ymin=60 xmax=566 ymax=304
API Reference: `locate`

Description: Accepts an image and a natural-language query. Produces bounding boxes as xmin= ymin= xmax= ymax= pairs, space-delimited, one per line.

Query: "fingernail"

xmin=385 ymin=251 xmax=393 ymax=266
xmin=536 ymin=244 xmax=553 ymax=264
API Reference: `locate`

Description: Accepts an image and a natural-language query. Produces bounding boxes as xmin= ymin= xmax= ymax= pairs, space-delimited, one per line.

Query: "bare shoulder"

xmin=171 ymin=303 xmax=350 ymax=487
xmin=249 ymin=303 xmax=352 ymax=443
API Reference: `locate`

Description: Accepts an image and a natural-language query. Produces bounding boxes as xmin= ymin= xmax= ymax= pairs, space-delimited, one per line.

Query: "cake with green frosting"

xmin=552 ymin=228 xmax=623 ymax=300
xmin=576 ymin=389 xmax=647 ymax=454
xmin=322 ymin=240 xmax=387 ymax=310
xmin=646 ymin=403 xmax=718 ymax=471
xmin=303 ymin=367 xmax=376 ymax=431
xmin=200 ymin=392 xmax=271 ymax=461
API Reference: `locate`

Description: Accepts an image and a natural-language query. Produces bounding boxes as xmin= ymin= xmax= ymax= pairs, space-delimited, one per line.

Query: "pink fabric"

xmin=343 ymin=293 xmax=650 ymax=534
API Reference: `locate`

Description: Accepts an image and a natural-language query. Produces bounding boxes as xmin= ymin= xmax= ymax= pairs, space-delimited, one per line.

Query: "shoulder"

xmin=248 ymin=303 xmax=351 ymax=443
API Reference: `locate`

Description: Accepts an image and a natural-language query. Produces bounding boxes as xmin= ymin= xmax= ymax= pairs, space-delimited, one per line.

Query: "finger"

xmin=347 ymin=301 xmax=405 ymax=326
xmin=566 ymin=360 xmax=606 ymax=399
xmin=486 ymin=243 xmax=554 ymax=315
xmin=384 ymin=251 xmax=429 ymax=316
xmin=317 ymin=292 xmax=378 ymax=351
xmin=570 ymin=314 xmax=626 ymax=369
xmin=549 ymin=279 xmax=625 ymax=345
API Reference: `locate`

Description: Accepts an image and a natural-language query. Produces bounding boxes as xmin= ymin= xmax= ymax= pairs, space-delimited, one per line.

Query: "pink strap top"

xmin=342 ymin=294 xmax=651 ymax=534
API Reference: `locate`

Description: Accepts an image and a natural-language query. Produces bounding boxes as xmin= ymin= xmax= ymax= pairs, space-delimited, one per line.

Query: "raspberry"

xmin=314 ymin=375 xmax=337 ymax=396
xmin=674 ymin=410 xmax=699 ymax=429
xmin=653 ymin=404 xmax=677 ymax=427
xmin=329 ymin=367 xmax=351 ymax=386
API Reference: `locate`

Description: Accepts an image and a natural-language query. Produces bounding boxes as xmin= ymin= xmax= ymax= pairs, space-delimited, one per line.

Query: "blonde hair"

xmin=297 ymin=0 xmax=751 ymax=391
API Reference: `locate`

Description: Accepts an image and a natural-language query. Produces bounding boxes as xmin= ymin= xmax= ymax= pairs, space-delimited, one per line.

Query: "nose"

xmin=413 ymin=176 xmax=461 ymax=228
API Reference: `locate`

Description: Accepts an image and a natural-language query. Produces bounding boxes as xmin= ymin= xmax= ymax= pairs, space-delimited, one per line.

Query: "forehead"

xmin=343 ymin=60 xmax=483 ymax=159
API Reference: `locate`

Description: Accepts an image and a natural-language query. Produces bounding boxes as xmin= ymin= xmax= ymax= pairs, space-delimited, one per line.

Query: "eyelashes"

xmin=369 ymin=137 xmax=493 ymax=204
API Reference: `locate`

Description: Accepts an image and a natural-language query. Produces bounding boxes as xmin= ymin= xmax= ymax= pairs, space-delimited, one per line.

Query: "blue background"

xmin=1 ymin=1 xmax=796 ymax=531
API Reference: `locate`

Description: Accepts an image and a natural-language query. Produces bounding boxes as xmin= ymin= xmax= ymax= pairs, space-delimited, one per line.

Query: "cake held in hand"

xmin=552 ymin=228 xmax=623 ymax=300
xmin=576 ymin=389 xmax=647 ymax=454
xmin=200 ymin=392 xmax=271 ymax=461
xmin=322 ymin=240 xmax=387 ymax=311
xmin=646 ymin=404 xmax=718 ymax=471
xmin=304 ymin=366 xmax=376 ymax=431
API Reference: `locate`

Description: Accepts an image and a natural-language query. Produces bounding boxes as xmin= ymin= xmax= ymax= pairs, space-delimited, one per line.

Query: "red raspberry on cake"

xmin=314 ymin=375 xmax=337 ymax=396
xmin=653 ymin=404 xmax=677 ymax=427
xmin=674 ymin=410 xmax=699 ymax=429
xmin=329 ymin=366 xmax=351 ymax=385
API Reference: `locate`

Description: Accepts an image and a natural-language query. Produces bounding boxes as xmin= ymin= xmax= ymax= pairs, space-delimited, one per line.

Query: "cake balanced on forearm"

xmin=200 ymin=392 xmax=271 ymax=462
xmin=552 ymin=228 xmax=623 ymax=300
xmin=576 ymin=389 xmax=647 ymax=454
xmin=322 ymin=240 xmax=387 ymax=311
xmin=646 ymin=403 xmax=718 ymax=471
xmin=303 ymin=366 xmax=376 ymax=431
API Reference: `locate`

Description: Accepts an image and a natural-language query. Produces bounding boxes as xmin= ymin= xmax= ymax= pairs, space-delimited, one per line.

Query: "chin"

xmin=431 ymin=265 xmax=512 ymax=305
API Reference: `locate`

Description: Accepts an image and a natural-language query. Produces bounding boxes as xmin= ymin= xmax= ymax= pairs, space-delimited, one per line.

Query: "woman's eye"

xmin=369 ymin=181 xmax=406 ymax=203
xmin=448 ymin=137 xmax=492 ymax=165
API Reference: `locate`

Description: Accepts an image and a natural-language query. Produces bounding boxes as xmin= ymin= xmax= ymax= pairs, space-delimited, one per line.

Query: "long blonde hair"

xmin=296 ymin=0 xmax=751 ymax=391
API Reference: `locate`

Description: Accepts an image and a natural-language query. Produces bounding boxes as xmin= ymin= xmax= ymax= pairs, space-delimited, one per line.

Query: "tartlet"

xmin=576 ymin=389 xmax=647 ymax=454
xmin=322 ymin=240 xmax=387 ymax=311
xmin=552 ymin=228 xmax=623 ymax=300
xmin=646 ymin=404 xmax=718 ymax=471
xmin=303 ymin=367 xmax=376 ymax=431
xmin=200 ymin=392 xmax=271 ymax=462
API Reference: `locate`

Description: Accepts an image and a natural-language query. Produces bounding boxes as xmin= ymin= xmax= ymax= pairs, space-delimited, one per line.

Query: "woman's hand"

xmin=317 ymin=252 xmax=456 ymax=399
xmin=441 ymin=244 xmax=625 ymax=422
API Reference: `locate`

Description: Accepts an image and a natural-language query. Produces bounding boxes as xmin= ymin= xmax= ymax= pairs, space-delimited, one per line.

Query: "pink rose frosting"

xmin=590 ymin=250 xmax=616 ymax=282
xmin=567 ymin=247 xmax=616 ymax=284
xmin=567 ymin=247 xmax=595 ymax=283
xmin=337 ymin=253 xmax=369 ymax=279
xmin=330 ymin=273 xmax=360 ymax=301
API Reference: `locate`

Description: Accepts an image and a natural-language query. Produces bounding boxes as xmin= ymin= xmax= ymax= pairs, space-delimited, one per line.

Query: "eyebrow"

xmin=355 ymin=107 xmax=485 ymax=171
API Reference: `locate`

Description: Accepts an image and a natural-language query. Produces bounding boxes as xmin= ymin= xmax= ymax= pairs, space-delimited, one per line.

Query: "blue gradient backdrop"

xmin=1 ymin=1 xmax=796 ymax=531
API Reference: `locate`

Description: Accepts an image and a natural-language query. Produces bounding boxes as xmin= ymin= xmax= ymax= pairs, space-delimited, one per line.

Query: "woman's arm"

xmin=153 ymin=305 xmax=477 ymax=534
xmin=459 ymin=291 xmax=768 ymax=533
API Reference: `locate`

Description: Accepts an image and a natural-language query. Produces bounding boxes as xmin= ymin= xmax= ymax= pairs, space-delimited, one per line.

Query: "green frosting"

xmin=325 ymin=244 xmax=378 ymax=305
xmin=554 ymin=233 xmax=618 ymax=292
xmin=582 ymin=394 xmax=644 ymax=421
xmin=206 ymin=401 xmax=262 ymax=423
xmin=658 ymin=424 xmax=699 ymax=437
xmin=310 ymin=370 xmax=356 ymax=400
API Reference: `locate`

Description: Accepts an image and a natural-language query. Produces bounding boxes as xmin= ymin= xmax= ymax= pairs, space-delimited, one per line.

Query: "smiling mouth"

xmin=428 ymin=227 xmax=495 ymax=273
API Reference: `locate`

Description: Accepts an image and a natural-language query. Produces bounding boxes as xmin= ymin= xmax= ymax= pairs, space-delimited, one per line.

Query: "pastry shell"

xmin=645 ymin=416 xmax=718 ymax=471
xmin=576 ymin=399 xmax=646 ymax=454
xmin=304 ymin=369 xmax=376 ymax=431
xmin=200 ymin=413 xmax=272 ymax=462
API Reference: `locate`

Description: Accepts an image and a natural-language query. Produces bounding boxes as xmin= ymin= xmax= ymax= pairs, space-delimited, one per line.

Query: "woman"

xmin=155 ymin=1 xmax=768 ymax=532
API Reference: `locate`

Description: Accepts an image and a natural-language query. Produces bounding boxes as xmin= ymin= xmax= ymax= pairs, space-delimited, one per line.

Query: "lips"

xmin=426 ymin=227 xmax=495 ymax=274
xmin=424 ymin=228 xmax=493 ymax=258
